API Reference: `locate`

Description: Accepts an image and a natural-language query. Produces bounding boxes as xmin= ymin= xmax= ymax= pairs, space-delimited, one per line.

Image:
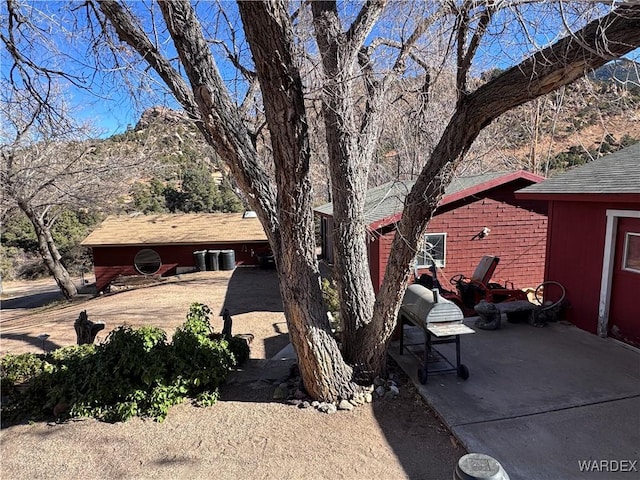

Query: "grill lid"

xmin=401 ymin=284 xmax=464 ymax=325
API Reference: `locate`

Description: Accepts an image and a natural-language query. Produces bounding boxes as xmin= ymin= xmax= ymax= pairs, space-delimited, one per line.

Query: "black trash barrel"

xmin=193 ymin=250 xmax=207 ymax=272
xmin=207 ymin=250 xmax=220 ymax=271
xmin=220 ymin=249 xmax=236 ymax=271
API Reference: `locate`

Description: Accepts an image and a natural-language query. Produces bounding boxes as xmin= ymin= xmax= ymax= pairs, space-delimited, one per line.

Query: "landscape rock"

xmin=364 ymin=392 xmax=373 ymax=403
xmin=375 ymin=386 xmax=386 ymax=397
xmin=317 ymin=402 xmax=337 ymax=414
xmin=298 ymin=401 xmax=311 ymax=409
xmin=338 ymin=399 xmax=354 ymax=411
xmin=273 ymin=386 xmax=288 ymax=400
xmin=389 ymin=385 xmax=400 ymax=396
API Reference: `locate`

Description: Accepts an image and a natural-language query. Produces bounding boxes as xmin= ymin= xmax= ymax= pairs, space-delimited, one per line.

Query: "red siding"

xmin=544 ymin=200 xmax=639 ymax=334
xmin=367 ymin=234 xmax=382 ymax=291
xmin=372 ymin=185 xmax=547 ymax=293
xmin=92 ymin=242 xmax=268 ymax=292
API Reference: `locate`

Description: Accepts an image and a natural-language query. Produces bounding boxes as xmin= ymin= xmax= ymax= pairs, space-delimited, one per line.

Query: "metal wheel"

xmin=418 ymin=368 xmax=428 ymax=384
xmin=457 ymin=364 xmax=469 ymax=380
xmin=534 ymin=281 xmax=566 ymax=307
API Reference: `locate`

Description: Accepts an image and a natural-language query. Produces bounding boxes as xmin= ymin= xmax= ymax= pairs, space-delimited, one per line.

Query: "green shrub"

xmin=172 ymin=303 xmax=235 ymax=392
xmin=0 ymin=352 xmax=51 ymax=395
xmin=321 ymin=278 xmax=340 ymax=314
xmin=1 ymin=303 xmax=243 ymax=424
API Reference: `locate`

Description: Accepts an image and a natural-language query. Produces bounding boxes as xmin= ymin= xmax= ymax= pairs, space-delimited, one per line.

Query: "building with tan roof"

xmin=81 ymin=213 xmax=270 ymax=291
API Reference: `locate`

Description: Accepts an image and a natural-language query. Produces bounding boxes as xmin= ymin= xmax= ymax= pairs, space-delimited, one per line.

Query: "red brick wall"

xmin=371 ymin=189 xmax=547 ymax=293
xmin=92 ymin=242 xmax=268 ymax=291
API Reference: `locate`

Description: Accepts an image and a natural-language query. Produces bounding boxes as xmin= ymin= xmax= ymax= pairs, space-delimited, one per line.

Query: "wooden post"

xmin=74 ymin=310 xmax=105 ymax=345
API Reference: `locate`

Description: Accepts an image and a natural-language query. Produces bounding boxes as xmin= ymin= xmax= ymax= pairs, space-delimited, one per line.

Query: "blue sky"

xmin=2 ymin=1 xmax=637 ymax=138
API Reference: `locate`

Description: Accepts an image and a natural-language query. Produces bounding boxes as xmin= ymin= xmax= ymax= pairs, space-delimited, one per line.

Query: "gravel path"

xmin=1 ymin=269 xmax=465 ymax=479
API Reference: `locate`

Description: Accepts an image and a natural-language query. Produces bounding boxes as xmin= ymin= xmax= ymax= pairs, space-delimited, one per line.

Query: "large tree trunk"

xmin=19 ymin=202 xmax=78 ymax=299
xmin=237 ymin=0 xmax=362 ymax=400
xmin=310 ymin=2 xmax=384 ymax=373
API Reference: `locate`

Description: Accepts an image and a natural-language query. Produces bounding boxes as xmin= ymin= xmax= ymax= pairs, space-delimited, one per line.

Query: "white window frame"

xmin=415 ymin=233 xmax=447 ymax=268
xmin=622 ymin=232 xmax=640 ymax=274
xmin=598 ymin=209 xmax=640 ymax=337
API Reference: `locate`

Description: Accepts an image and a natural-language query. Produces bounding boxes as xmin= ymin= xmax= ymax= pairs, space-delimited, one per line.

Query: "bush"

xmin=172 ymin=303 xmax=235 ymax=393
xmin=0 ymin=303 xmax=246 ymax=424
xmin=321 ymin=278 xmax=340 ymax=314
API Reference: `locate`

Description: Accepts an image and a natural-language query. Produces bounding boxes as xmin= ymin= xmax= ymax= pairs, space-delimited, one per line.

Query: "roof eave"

xmin=515 ymin=192 xmax=640 ymax=203
xmin=368 ymin=170 xmax=543 ymax=230
xmin=439 ymin=170 xmax=543 ymax=208
xmin=81 ymin=239 xmax=268 ymax=248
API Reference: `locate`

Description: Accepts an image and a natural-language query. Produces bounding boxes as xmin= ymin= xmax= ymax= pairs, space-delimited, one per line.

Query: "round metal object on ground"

xmin=457 ymin=364 xmax=469 ymax=380
xmin=454 ymin=453 xmax=509 ymax=480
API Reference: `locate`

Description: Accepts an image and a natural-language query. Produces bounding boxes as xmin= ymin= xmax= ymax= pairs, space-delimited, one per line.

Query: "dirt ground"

xmin=1 ymin=269 xmax=465 ymax=479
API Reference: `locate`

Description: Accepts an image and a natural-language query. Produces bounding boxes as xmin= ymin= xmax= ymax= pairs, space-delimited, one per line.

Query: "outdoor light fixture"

xmin=471 ymin=227 xmax=491 ymax=240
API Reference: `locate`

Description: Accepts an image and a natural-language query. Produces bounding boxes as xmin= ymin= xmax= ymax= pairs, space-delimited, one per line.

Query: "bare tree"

xmin=0 ymin=86 xmax=148 ymax=298
xmin=4 ymin=0 xmax=639 ymax=400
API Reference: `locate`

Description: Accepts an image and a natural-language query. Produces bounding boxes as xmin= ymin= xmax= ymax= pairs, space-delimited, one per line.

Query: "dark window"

xmin=134 ymin=249 xmax=162 ymax=275
xmin=623 ymin=233 xmax=640 ymax=274
xmin=415 ymin=233 xmax=447 ymax=268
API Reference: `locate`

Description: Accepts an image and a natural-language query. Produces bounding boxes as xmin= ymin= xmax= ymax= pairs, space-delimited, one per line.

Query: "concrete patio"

xmin=390 ymin=317 xmax=640 ymax=479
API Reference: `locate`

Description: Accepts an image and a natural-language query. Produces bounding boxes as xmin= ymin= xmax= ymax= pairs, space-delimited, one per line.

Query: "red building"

xmin=518 ymin=144 xmax=640 ymax=347
xmin=315 ymin=171 xmax=547 ymax=293
xmin=81 ymin=213 xmax=270 ymax=292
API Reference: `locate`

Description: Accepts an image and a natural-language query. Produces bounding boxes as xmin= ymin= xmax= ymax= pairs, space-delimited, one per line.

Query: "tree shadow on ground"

xmin=1 ymin=292 xmax=64 ymax=310
xmin=219 ymin=268 xmax=282 ymax=316
xmin=0 ymin=333 xmax=62 ymax=353
xmin=371 ymin=357 xmax=467 ymax=479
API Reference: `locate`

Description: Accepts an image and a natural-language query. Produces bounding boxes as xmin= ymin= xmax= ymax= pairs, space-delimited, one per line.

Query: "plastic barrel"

xmin=220 ymin=249 xmax=236 ymax=271
xmin=207 ymin=250 xmax=220 ymax=271
xmin=193 ymin=250 xmax=207 ymax=272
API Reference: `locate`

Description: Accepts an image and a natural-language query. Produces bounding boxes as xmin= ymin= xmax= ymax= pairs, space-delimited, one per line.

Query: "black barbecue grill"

xmin=399 ymin=284 xmax=475 ymax=384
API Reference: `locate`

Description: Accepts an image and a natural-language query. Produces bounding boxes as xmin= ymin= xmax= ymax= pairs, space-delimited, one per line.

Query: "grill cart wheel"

xmin=457 ymin=364 xmax=469 ymax=380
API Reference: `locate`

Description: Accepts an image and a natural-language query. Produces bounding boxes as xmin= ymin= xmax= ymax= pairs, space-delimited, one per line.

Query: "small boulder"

xmin=273 ymin=386 xmax=288 ymax=400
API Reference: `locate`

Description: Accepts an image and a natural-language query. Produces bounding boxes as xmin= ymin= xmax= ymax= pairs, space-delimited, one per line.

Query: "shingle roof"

xmin=81 ymin=213 xmax=268 ymax=247
xmin=518 ymin=143 xmax=640 ymax=195
xmin=315 ymin=171 xmax=534 ymax=227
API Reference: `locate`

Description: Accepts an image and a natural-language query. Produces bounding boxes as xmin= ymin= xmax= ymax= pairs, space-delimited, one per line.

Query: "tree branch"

xmin=345 ymin=0 xmax=387 ymax=52
xmin=95 ymin=1 xmax=199 ymax=121
xmin=372 ymin=2 xmax=640 ymax=351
